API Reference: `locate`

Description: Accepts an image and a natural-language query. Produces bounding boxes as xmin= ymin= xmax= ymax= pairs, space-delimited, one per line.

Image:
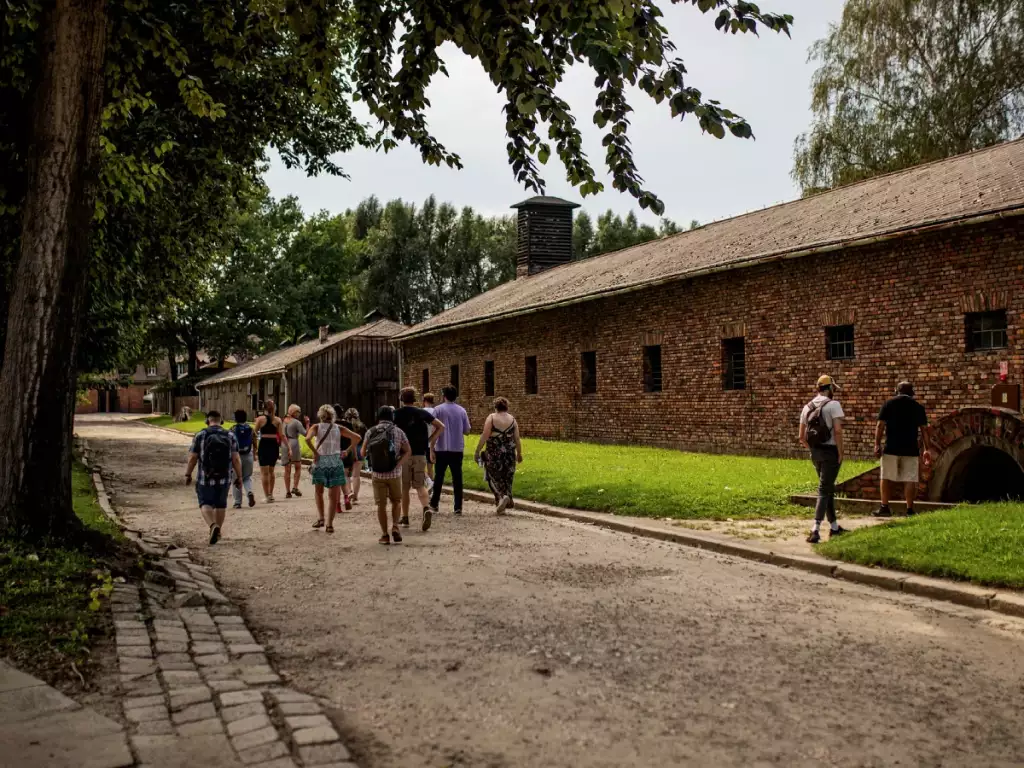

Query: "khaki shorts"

xmin=402 ymin=455 xmax=427 ymax=492
xmin=881 ymin=454 xmax=919 ymax=483
xmin=372 ymin=477 xmax=402 ymax=505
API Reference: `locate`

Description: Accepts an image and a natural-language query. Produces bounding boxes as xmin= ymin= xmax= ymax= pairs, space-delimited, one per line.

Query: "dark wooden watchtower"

xmin=511 ymin=196 xmax=580 ymax=278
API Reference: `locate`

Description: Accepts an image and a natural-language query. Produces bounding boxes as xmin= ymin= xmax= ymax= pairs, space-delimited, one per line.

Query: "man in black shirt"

xmin=874 ymin=381 xmax=931 ymax=517
xmin=394 ymin=387 xmax=445 ymax=529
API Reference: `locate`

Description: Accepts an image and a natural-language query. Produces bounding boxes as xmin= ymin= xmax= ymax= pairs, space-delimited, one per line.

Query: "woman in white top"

xmin=305 ymin=405 xmax=362 ymax=534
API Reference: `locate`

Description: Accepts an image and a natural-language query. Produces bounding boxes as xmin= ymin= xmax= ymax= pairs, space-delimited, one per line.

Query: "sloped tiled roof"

xmin=396 ymin=139 xmax=1024 ymax=341
xmin=198 ymin=319 xmax=407 ymax=387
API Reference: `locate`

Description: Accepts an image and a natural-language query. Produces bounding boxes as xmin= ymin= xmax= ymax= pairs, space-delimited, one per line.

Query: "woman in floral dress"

xmin=474 ymin=398 xmax=523 ymax=515
xmin=305 ymin=405 xmax=362 ymax=533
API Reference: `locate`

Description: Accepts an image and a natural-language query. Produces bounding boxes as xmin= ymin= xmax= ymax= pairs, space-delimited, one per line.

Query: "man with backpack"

xmin=186 ymin=410 xmax=243 ymax=545
xmin=798 ymin=375 xmax=848 ymax=544
xmin=365 ymin=406 xmax=412 ymax=545
xmin=394 ymin=387 xmax=446 ymax=531
xmin=230 ymin=409 xmax=257 ymax=509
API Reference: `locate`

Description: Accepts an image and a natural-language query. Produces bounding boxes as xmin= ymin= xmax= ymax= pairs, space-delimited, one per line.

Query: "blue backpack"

xmin=233 ymin=423 xmax=254 ymax=455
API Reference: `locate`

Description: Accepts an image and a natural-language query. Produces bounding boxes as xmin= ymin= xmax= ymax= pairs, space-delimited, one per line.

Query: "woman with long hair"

xmin=473 ymin=397 xmax=523 ymax=515
xmin=305 ymin=405 xmax=362 ymax=533
xmin=282 ymin=404 xmax=306 ymax=498
xmin=255 ymin=398 xmax=287 ymax=503
xmin=340 ymin=407 xmax=367 ymax=504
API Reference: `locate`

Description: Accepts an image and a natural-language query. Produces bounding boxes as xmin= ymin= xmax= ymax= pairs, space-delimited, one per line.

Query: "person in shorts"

xmin=874 ymin=381 xmax=931 ymax=517
xmin=186 ymin=411 xmax=242 ymax=545
xmin=255 ymin=399 xmax=287 ymax=502
xmin=305 ymin=405 xmax=362 ymax=533
xmin=365 ymin=406 xmax=411 ymax=545
xmin=282 ymin=404 xmax=307 ymax=499
xmin=394 ymin=387 xmax=445 ymax=530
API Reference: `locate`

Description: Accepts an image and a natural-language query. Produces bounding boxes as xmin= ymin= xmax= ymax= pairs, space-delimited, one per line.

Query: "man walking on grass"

xmin=799 ymin=375 xmax=847 ymax=544
xmin=874 ymin=381 xmax=931 ymax=518
xmin=394 ymin=387 xmax=445 ymax=531
xmin=186 ymin=410 xmax=243 ymax=545
xmin=428 ymin=386 xmax=471 ymax=516
xmin=365 ymin=406 xmax=412 ymax=545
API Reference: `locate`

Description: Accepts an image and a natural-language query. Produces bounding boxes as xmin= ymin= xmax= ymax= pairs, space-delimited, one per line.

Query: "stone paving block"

xmin=121 ymin=675 xmax=163 ymax=697
xmin=135 ymin=718 xmax=175 ymax=735
xmin=169 ymin=685 xmax=212 ymax=711
xmin=292 ymin=725 xmax=339 ymax=746
xmin=158 ymin=658 xmax=196 ymax=672
xmin=153 ymin=619 xmax=185 ymax=629
xmin=176 ymin=717 xmax=224 ymax=737
xmin=157 ymin=652 xmax=191 ymax=665
xmin=190 ymin=631 xmax=224 ymax=643
xmin=221 ymin=702 xmax=268 ymax=723
xmin=202 ymin=589 xmax=231 ymax=604
xmin=196 ymin=653 xmax=231 ymax=667
xmin=278 ymin=701 xmax=321 ymax=716
xmin=209 ymin=603 xmax=241 ymax=616
xmin=209 ymin=679 xmax=248 ymax=693
xmin=236 ymin=654 xmax=270 ymax=667
xmin=237 ymin=739 xmax=290 ymax=765
xmin=120 ymin=659 xmax=157 ymax=675
xmin=161 ymin=670 xmax=202 ymax=687
xmin=201 ymin=665 xmax=239 ymax=682
xmin=114 ymin=619 xmax=146 ymax=630
xmin=221 ymin=630 xmax=256 ymax=643
xmin=111 ymin=603 xmax=142 ymax=613
xmin=231 ymin=725 xmax=280 ymax=752
xmin=124 ymin=694 xmax=165 ymax=710
xmin=117 ymin=645 xmax=154 ymax=659
xmin=215 ymin=615 xmax=246 ymax=625
xmin=220 ymin=689 xmax=265 ymax=707
xmin=154 ymin=631 xmax=189 ymax=644
xmin=229 ymin=644 xmax=265 ymax=655
xmin=192 ymin=641 xmax=227 ymax=655
xmin=285 ymin=714 xmax=331 ymax=731
xmin=155 ymin=641 xmax=190 ymax=654
xmin=249 ymin=758 xmax=298 ymax=768
xmin=125 ymin=704 xmax=169 ymax=724
xmin=227 ymin=712 xmax=273 ymax=737
xmin=299 ymin=742 xmax=352 ymax=765
xmin=270 ymin=689 xmax=313 ymax=704
xmin=241 ymin=673 xmax=281 ymax=686
xmin=172 ymin=701 xmax=217 ymax=725
xmin=115 ymin=634 xmax=152 ymax=647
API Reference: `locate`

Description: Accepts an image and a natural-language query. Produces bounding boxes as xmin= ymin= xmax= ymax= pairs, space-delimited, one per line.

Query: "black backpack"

xmin=804 ymin=400 xmax=833 ymax=448
xmin=366 ymin=424 xmax=397 ymax=473
xmin=202 ymin=428 xmax=232 ymax=480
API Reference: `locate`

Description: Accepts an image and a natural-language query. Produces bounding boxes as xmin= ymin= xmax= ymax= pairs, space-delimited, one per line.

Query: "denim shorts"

xmin=196 ymin=483 xmax=230 ymax=509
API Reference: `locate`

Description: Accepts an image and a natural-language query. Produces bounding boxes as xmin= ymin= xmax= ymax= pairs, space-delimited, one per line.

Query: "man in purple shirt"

xmin=429 ymin=385 xmax=472 ymax=515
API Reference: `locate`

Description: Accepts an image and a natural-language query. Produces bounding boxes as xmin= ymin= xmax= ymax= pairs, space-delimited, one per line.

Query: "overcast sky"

xmin=263 ymin=1 xmax=844 ymax=226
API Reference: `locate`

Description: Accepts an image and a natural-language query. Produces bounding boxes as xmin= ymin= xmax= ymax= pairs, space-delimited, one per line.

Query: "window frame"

xmin=422 ymin=368 xmax=430 ymax=395
xmin=484 ymin=360 xmax=495 ymax=397
xmin=450 ymin=364 xmax=460 ymax=393
xmin=580 ymin=351 xmax=597 ymax=395
xmin=965 ymin=310 xmax=1008 ymax=352
xmin=643 ymin=344 xmax=663 ymax=393
xmin=722 ymin=337 xmax=746 ymax=391
xmin=525 ymin=355 xmax=538 ymax=395
xmin=146 ymin=366 xmax=158 ymax=377
xmin=825 ymin=324 xmax=856 ymax=361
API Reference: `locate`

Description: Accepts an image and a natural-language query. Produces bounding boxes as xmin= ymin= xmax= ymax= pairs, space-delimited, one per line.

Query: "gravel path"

xmin=78 ymin=415 xmax=1024 ymax=768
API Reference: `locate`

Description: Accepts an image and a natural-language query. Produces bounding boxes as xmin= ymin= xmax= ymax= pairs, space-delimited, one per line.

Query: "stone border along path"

xmin=83 ymin=438 xmax=359 ymax=768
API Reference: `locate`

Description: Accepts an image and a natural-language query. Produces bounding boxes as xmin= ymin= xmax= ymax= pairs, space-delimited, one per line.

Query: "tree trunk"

xmin=0 ymin=0 xmax=109 ymax=542
xmin=168 ymin=350 xmax=178 ymax=382
xmin=186 ymin=343 xmax=199 ymax=377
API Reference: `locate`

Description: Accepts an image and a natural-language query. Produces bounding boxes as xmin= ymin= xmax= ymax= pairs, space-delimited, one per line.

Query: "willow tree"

xmin=793 ymin=0 xmax=1024 ymax=195
xmin=0 ymin=0 xmax=790 ymax=542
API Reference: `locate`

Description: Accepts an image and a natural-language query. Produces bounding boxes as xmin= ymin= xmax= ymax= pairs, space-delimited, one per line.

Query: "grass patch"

xmin=457 ymin=436 xmax=872 ymax=520
xmin=0 ymin=459 xmax=128 ymax=683
xmin=817 ymin=502 xmax=1024 ymax=589
xmin=146 ymin=412 xmax=314 ymax=457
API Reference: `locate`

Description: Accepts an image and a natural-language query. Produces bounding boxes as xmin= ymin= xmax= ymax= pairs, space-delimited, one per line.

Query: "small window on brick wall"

xmin=422 ymin=368 xmax=429 ymax=395
xmin=525 ymin=356 xmax=538 ymax=395
xmin=826 ymin=325 xmax=855 ymax=360
xmin=966 ymin=310 xmax=1007 ymax=351
xmin=722 ymin=337 xmax=746 ymax=391
xmin=643 ymin=345 xmax=662 ymax=393
xmin=450 ymin=364 xmax=460 ymax=393
xmin=580 ymin=351 xmax=597 ymax=395
xmin=484 ymin=360 xmax=495 ymax=397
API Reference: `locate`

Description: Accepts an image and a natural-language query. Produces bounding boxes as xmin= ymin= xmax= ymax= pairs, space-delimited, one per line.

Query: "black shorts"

xmin=258 ymin=439 xmax=279 ymax=467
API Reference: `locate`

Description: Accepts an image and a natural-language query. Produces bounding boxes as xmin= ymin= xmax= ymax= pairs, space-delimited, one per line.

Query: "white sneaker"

xmin=496 ymin=496 xmax=510 ymax=515
xmin=424 ymin=476 xmax=434 ymax=492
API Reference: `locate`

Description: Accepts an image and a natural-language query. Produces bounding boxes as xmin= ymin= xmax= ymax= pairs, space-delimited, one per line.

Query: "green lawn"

xmin=146 ymin=412 xmax=314 ymax=457
xmin=0 ymin=459 xmax=124 ymax=680
xmin=457 ymin=436 xmax=872 ymax=520
xmin=817 ymin=502 xmax=1024 ymax=589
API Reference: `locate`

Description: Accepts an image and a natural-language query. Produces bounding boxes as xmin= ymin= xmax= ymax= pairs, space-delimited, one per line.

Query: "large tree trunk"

xmin=0 ymin=0 xmax=109 ymax=542
xmin=168 ymin=350 xmax=179 ymax=382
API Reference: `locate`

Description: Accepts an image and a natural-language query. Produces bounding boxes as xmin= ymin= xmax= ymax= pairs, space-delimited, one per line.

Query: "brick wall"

xmin=399 ymin=219 xmax=1023 ymax=459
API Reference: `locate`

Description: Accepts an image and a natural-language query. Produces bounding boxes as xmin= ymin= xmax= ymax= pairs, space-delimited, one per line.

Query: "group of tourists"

xmin=799 ymin=375 xmax=930 ymax=544
xmin=185 ymin=386 xmax=523 ymax=546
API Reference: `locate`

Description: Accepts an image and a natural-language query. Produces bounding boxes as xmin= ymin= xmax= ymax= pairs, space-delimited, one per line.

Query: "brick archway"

xmin=925 ymin=407 xmax=1024 ymax=502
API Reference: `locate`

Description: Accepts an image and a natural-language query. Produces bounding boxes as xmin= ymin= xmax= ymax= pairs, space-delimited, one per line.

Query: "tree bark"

xmin=0 ymin=0 xmax=109 ymax=542
xmin=167 ymin=350 xmax=178 ymax=382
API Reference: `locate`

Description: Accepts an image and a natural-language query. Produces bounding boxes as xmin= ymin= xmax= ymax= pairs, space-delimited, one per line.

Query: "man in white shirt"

xmin=798 ymin=375 xmax=848 ymax=544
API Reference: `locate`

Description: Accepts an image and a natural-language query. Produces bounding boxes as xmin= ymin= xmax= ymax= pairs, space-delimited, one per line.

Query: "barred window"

xmin=484 ymin=360 xmax=495 ymax=397
xmin=450 ymin=364 xmax=460 ymax=392
xmin=826 ymin=325 xmax=855 ymax=360
xmin=643 ymin=345 xmax=662 ymax=393
xmin=581 ymin=351 xmax=597 ymax=395
xmin=525 ymin=356 xmax=538 ymax=395
xmin=966 ymin=311 xmax=1007 ymax=351
xmin=422 ymin=368 xmax=429 ymax=395
xmin=722 ymin=338 xmax=746 ymax=391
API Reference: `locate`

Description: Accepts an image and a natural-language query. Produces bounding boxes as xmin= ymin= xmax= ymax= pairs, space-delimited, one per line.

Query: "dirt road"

xmin=78 ymin=415 xmax=1024 ymax=768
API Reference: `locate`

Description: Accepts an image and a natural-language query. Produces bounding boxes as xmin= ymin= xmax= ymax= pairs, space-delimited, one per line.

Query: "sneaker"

xmin=248 ymin=492 xmax=256 ymax=508
xmin=292 ymin=488 xmax=302 ymax=498
xmin=378 ymin=534 xmax=390 ymax=545
xmin=454 ymin=509 xmax=462 ymax=517
xmin=496 ymin=496 xmax=511 ymax=515
xmin=265 ymin=496 xmax=274 ymax=504
xmin=872 ymin=505 xmax=892 ymax=518
xmin=232 ymin=503 xmax=242 ymax=510
xmin=806 ymin=530 xmax=821 ymax=544
xmin=424 ymin=477 xmax=434 ymax=492
xmin=285 ymin=491 xmax=292 ymax=499
xmin=391 ymin=529 xmax=403 ymax=544
xmin=829 ymin=526 xmax=847 ymax=538
xmin=906 ymin=507 xmax=918 ymax=517
xmin=422 ymin=506 xmax=432 ymax=532
xmin=400 ymin=516 xmax=410 ymax=527
xmin=209 ymin=524 xmax=221 ymax=545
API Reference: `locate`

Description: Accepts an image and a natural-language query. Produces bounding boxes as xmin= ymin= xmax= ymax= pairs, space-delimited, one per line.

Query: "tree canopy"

xmin=793 ymin=0 xmax=1024 ymax=195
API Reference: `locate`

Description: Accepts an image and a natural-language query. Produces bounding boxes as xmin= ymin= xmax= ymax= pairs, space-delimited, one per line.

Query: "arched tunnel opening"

xmin=942 ymin=446 xmax=1024 ymax=503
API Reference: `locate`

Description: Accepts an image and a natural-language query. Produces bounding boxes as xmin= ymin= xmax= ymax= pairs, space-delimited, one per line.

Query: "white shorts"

xmin=881 ymin=454 xmax=919 ymax=483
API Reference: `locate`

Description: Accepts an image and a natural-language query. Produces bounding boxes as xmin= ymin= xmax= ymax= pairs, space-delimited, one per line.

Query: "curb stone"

xmin=81 ymin=436 xmax=361 ymax=768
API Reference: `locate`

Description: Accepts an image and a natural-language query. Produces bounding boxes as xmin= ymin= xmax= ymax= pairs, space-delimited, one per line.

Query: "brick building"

xmin=394 ymin=141 xmax=1024 ymax=470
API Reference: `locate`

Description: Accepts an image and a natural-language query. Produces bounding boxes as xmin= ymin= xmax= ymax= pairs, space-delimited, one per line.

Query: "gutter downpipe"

xmin=396 ymin=206 xmax=1024 ymax=342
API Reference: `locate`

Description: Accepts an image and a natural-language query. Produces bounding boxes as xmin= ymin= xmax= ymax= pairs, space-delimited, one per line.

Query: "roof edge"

xmin=395 ymin=203 xmax=1024 ymax=342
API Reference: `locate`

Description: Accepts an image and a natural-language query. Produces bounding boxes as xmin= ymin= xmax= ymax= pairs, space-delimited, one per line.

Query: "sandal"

xmin=312 ymin=519 xmax=325 ymax=529
xmin=378 ymin=534 xmax=391 ymax=545
xmin=325 ymin=525 xmax=334 ymax=534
